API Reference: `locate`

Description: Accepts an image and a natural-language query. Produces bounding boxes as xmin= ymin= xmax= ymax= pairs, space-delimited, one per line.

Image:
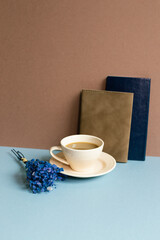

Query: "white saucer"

xmin=49 ymin=151 xmax=116 ymax=178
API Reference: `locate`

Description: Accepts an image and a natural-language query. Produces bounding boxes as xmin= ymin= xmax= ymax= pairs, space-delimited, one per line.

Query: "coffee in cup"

xmin=50 ymin=134 xmax=104 ymax=172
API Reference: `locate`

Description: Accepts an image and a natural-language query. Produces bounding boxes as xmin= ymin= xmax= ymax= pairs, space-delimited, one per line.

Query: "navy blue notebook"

xmin=106 ymin=76 xmax=151 ymax=161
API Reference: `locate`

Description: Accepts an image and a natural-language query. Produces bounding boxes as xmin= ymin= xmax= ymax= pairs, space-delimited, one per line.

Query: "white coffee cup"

xmin=50 ymin=134 xmax=104 ymax=172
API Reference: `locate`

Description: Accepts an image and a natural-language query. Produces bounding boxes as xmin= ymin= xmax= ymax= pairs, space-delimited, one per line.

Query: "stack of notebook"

xmin=78 ymin=76 xmax=151 ymax=162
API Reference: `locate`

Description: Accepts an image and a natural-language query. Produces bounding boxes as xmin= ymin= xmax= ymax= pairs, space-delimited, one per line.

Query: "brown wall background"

xmin=0 ymin=0 xmax=160 ymax=156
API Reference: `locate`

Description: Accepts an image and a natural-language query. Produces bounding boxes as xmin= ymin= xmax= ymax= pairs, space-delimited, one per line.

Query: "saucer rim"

xmin=49 ymin=151 xmax=116 ymax=178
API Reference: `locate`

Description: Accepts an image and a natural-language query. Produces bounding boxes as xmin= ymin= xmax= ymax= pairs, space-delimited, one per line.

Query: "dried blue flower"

xmin=25 ymin=159 xmax=64 ymax=193
xmin=11 ymin=149 xmax=64 ymax=194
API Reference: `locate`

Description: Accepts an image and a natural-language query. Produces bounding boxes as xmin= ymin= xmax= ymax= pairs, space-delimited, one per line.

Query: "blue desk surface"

xmin=0 ymin=146 xmax=160 ymax=240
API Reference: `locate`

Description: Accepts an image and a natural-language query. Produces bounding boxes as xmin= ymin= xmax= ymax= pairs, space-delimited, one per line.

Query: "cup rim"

xmin=60 ymin=134 xmax=104 ymax=152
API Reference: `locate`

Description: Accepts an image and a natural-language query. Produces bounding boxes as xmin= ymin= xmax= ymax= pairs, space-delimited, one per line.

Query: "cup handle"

xmin=50 ymin=146 xmax=69 ymax=165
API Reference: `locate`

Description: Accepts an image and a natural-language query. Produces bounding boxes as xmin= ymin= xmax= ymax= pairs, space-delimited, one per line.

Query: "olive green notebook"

xmin=79 ymin=90 xmax=134 ymax=163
